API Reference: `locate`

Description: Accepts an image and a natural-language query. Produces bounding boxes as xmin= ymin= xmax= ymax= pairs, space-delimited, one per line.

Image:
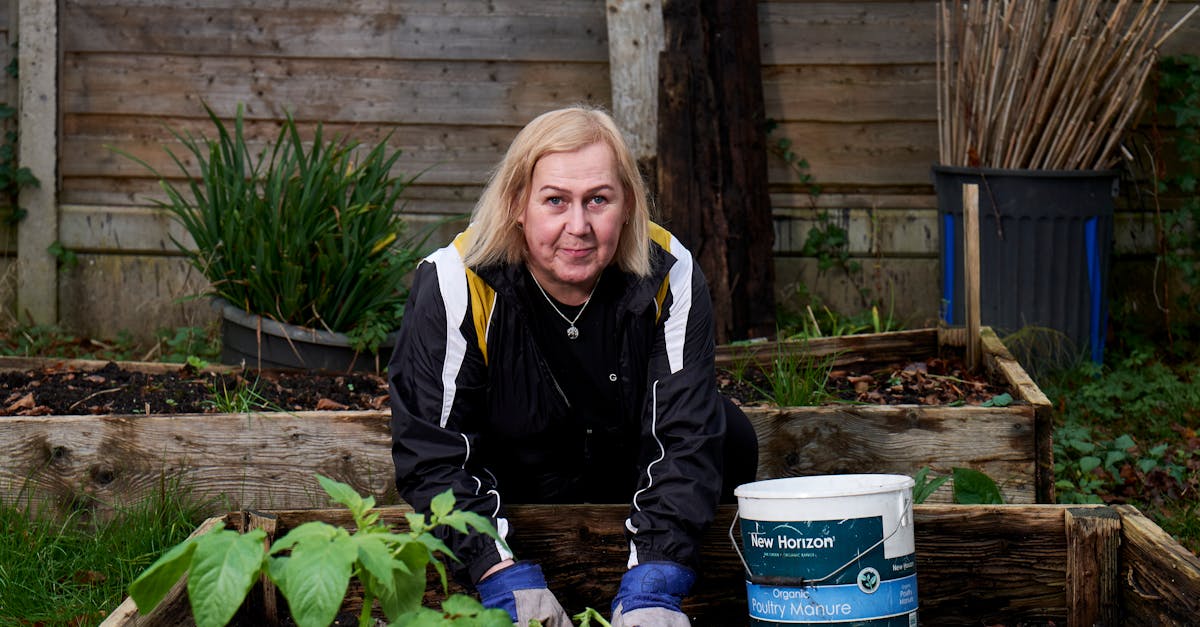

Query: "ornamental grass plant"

xmin=122 ymin=104 xmax=425 ymax=352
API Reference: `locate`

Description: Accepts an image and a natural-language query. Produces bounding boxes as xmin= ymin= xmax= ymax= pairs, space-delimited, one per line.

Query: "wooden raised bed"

xmin=103 ymin=502 xmax=1200 ymax=627
xmin=1 ymin=326 xmax=1050 ymax=520
xmin=720 ymin=327 xmax=1054 ymax=503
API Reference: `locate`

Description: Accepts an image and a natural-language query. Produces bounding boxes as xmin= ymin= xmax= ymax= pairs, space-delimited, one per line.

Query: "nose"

xmin=565 ymin=202 xmax=591 ymax=235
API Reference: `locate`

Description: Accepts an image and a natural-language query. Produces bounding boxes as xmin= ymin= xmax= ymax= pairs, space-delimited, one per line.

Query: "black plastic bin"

xmin=932 ymin=165 xmax=1116 ymax=364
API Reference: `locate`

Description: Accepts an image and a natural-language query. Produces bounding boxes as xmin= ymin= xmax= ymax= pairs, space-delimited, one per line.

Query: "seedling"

xmin=129 ymin=475 xmax=511 ymax=627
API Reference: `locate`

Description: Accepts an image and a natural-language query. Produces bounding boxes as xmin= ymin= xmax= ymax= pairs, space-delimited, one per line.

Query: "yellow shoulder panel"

xmin=453 ymin=231 xmax=494 ymax=365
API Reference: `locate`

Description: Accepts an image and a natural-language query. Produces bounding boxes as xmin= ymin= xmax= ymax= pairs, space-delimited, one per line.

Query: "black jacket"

xmin=388 ymin=223 xmax=726 ymax=584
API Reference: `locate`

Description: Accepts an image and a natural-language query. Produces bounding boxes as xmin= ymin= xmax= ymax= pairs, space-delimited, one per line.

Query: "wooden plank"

xmin=909 ymin=504 xmax=1073 ymax=624
xmin=975 ymin=327 xmax=1056 ymax=502
xmin=61 ymin=116 xmax=518 ymax=187
xmin=63 ymin=1 xmax=609 ymax=62
xmin=763 ymin=64 xmax=937 ymax=123
xmin=1114 ymin=504 xmax=1200 ymax=626
xmin=745 ymin=404 xmax=1039 ymax=504
xmin=764 ymin=120 xmax=939 ymax=186
xmin=1065 ymin=507 xmax=1121 ymax=627
xmin=63 ymin=55 xmax=611 ymax=124
xmin=0 ymin=410 xmax=398 ymax=520
xmin=57 ymin=253 xmax=214 ymax=345
xmin=16 ymin=0 xmax=58 ymax=325
xmin=759 ymin=2 xmax=937 ymax=65
xmin=773 ymin=207 xmax=939 ymax=257
xmin=716 ymin=328 xmax=940 ymax=369
xmin=108 ymin=504 xmax=1090 ymax=626
xmin=773 ymin=256 xmax=943 ymax=326
xmin=606 ymin=0 xmax=662 ymax=162
xmin=58 ymin=203 xmax=466 ymax=254
xmin=242 ymin=510 xmax=280 ymax=626
xmin=963 ymin=183 xmax=981 ymax=370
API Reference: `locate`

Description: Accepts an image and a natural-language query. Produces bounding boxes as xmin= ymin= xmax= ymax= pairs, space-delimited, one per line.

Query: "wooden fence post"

xmin=606 ymin=0 xmax=663 ymax=178
xmin=15 ymin=0 xmax=58 ymax=325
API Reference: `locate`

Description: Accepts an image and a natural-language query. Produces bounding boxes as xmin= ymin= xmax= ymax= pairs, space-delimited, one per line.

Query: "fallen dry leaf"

xmin=6 ymin=392 xmax=35 ymax=412
xmin=315 ymin=398 xmax=348 ymax=411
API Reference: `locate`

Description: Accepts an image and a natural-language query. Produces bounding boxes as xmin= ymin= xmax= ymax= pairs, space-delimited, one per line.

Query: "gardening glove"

xmin=476 ymin=561 xmax=573 ymax=627
xmin=610 ymin=561 xmax=695 ymax=627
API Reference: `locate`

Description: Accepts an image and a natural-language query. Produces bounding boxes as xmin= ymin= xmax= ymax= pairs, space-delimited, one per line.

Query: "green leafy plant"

xmin=911 ymin=466 xmax=1005 ymax=504
xmin=129 ymin=475 xmax=512 ymax=627
xmin=116 ymin=103 xmax=428 ymax=353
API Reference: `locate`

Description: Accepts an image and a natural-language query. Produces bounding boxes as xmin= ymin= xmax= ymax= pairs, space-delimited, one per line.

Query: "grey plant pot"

xmin=213 ymin=298 xmax=396 ymax=373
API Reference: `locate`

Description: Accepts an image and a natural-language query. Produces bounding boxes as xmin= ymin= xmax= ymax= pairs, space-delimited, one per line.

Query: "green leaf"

xmin=405 ymin=511 xmax=429 ymax=534
xmin=376 ymin=541 xmax=431 ymax=620
xmin=270 ymin=520 xmax=340 ymax=554
xmin=353 ymin=534 xmax=399 ymax=597
xmin=272 ymin=533 xmax=357 ymax=627
xmin=951 ymin=467 xmax=1004 ymax=504
xmin=317 ymin=474 xmax=368 ymax=516
xmin=442 ymin=593 xmax=487 ymax=616
xmin=911 ymin=466 xmax=950 ymax=504
xmin=186 ymin=528 xmax=268 ymax=627
xmin=1112 ymin=434 xmax=1136 ymax=450
xmin=981 ymin=392 xmax=1013 ymax=407
xmin=1079 ymin=456 xmax=1102 ymax=473
xmin=128 ymin=531 xmax=202 ymax=612
xmin=430 ymin=489 xmax=455 ymax=519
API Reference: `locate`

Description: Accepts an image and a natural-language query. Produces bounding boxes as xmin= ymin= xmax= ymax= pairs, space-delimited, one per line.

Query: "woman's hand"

xmin=609 ymin=561 xmax=695 ymax=626
xmin=476 ymin=561 xmax=573 ymax=627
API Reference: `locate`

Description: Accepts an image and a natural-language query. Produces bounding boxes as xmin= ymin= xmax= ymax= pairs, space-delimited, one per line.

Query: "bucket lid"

xmin=734 ymin=474 xmax=915 ymax=499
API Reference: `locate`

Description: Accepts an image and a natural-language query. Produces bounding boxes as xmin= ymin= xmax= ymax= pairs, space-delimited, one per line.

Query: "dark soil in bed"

xmin=1 ymin=350 xmax=1011 ymax=417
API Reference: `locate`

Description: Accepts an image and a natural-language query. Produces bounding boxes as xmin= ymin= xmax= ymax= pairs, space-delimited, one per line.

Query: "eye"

xmin=588 ymin=195 xmax=608 ymax=207
xmin=546 ymin=196 xmax=564 ymax=206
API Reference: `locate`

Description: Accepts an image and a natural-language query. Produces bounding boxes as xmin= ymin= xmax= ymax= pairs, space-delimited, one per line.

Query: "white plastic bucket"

xmin=732 ymin=474 xmax=918 ymax=626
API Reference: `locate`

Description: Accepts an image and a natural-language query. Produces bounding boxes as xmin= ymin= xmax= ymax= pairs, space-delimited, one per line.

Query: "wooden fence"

xmin=1 ymin=1 xmax=1199 ymax=341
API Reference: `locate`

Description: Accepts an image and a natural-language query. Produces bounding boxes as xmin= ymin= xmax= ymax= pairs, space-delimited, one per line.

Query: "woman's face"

xmin=519 ymin=141 xmax=627 ymax=303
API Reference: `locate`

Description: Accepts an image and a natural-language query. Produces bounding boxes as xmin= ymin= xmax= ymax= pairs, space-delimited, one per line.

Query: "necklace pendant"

xmin=566 ymin=325 xmax=580 ymax=340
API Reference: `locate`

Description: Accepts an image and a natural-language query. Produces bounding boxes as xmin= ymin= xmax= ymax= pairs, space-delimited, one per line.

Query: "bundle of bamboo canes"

xmin=937 ymin=0 xmax=1196 ymax=170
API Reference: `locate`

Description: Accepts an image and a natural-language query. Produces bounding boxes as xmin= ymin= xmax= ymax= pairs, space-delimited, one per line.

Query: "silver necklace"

xmin=529 ymin=271 xmax=599 ymax=340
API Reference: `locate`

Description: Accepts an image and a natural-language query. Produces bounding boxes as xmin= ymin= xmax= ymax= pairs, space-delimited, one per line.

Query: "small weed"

xmin=750 ymin=342 xmax=835 ymax=407
xmin=204 ymin=375 xmax=273 ymax=413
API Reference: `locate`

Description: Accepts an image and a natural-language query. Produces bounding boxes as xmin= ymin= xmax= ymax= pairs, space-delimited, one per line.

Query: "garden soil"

xmin=0 ymin=353 xmax=1010 ymax=417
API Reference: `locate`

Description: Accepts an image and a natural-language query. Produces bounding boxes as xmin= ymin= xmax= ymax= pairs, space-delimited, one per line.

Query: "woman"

xmin=388 ymin=106 xmax=758 ymax=626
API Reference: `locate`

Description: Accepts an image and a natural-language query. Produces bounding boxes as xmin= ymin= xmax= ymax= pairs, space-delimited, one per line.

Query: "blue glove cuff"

xmin=476 ymin=561 xmax=548 ymax=596
xmin=612 ymin=561 xmax=696 ymax=614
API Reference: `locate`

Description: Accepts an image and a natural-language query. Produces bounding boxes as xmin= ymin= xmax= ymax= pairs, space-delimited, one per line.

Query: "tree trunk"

xmin=657 ymin=0 xmax=775 ymax=342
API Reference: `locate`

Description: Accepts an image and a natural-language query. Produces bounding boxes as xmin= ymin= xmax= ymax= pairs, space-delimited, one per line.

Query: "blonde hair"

xmin=462 ymin=106 xmax=652 ymax=277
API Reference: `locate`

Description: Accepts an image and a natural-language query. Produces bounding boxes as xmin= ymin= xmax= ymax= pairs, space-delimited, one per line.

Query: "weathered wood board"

xmin=721 ymin=327 xmax=1054 ymax=503
xmin=0 ymin=327 xmax=1051 ymax=518
xmin=102 ymin=503 xmax=1200 ymax=627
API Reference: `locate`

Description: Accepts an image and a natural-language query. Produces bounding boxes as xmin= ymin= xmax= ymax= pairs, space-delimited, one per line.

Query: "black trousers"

xmin=720 ymin=396 xmax=760 ymax=504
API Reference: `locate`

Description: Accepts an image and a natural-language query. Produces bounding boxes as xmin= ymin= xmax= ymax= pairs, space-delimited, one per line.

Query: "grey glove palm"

xmin=476 ymin=561 xmax=572 ymax=627
xmin=611 ymin=605 xmax=691 ymax=627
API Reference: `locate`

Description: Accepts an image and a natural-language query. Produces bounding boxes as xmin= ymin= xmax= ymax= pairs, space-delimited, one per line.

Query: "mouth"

xmin=558 ymin=247 xmax=594 ymax=259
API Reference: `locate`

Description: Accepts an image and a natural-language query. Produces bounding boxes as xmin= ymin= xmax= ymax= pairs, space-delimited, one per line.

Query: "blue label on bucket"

xmin=746 ymin=574 xmax=918 ymax=623
xmin=741 ymin=516 xmax=912 ymax=583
